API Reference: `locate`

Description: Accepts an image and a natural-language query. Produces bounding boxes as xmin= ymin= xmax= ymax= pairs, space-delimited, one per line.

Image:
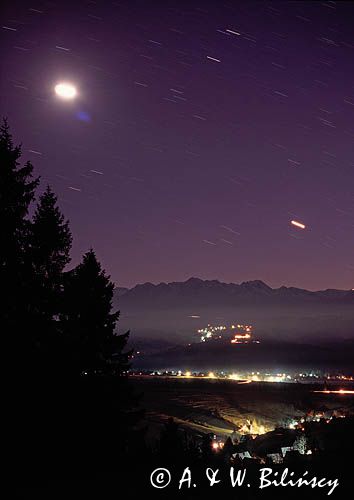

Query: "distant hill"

xmin=114 ymin=286 xmax=129 ymax=298
xmin=131 ymin=338 xmax=354 ymax=372
xmin=113 ymin=278 xmax=354 ymax=343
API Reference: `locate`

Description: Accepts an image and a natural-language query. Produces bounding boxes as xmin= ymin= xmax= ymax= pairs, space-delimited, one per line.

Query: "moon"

xmin=54 ymin=82 xmax=77 ymax=100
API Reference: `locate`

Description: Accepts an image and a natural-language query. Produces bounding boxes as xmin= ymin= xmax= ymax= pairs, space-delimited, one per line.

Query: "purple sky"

xmin=1 ymin=0 xmax=353 ymax=290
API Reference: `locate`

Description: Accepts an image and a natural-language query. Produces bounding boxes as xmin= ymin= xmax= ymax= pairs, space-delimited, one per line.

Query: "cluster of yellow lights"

xmin=326 ymin=375 xmax=354 ymax=381
xmin=181 ymin=371 xmax=216 ymax=379
xmin=314 ymin=389 xmax=354 ymax=395
xmin=230 ymin=333 xmax=251 ymax=343
xmin=231 ymin=324 xmax=252 ymax=330
xmin=198 ymin=323 xmax=253 ymax=342
xmin=197 ymin=324 xmax=227 ymax=334
xmin=228 ymin=372 xmax=292 ymax=383
xmin=238 ymin=420 xmax=269 ymax=435
xmin=198 ymin=324 xmax=252 ymax=334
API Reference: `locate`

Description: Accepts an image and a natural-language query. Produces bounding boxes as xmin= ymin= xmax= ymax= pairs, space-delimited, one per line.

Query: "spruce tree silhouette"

xmin=0 ymin=119 xmax=39 ymax=360
xmin=61 ymin=249 xmax=131 ymax=376
xmin=0 ymin=119 xmax=44 ymax=484
xmin=1 ymin=121 xmax=142 ymax=486
xmin=30 ymin=186 xmax=72 ymax=368
xmin=59 ymin=249 xmax=142 ymax=477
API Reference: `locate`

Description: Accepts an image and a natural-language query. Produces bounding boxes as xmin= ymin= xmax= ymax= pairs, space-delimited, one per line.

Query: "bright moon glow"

xmin=54 ymin=82 xmax=77 ymax=99
xmin=291 ymin=220 xmax=306 ymax=229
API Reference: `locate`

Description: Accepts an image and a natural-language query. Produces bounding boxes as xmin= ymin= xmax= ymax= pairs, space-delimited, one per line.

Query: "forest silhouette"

xmin=1 ymin=119 xmax=143 ymax=486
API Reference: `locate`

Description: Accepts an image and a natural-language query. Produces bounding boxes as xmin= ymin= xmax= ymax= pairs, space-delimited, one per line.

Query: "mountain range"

xmin=113 ymin=278 xmax=354 ymax=345
xmin=115 ymin=277 xmax=352 ymax=305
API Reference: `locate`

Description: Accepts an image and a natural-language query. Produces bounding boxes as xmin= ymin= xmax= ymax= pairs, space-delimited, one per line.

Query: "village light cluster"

xmin=228 ymin=372 xmax=292 ymax=382
xmin=131 ymin=369 xmax=354 ymax=386
xmin=197 ymin=323 xmax=255 ymax=344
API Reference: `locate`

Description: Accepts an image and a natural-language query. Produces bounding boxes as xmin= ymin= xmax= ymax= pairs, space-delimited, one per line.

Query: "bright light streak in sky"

xmin=291 ymin=220 xmax=306 ymax=229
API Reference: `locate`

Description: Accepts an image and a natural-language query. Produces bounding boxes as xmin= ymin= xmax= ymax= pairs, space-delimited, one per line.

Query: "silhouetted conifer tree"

xmin=0 ymin=119 xmax=39 ymax=354
xmin=62 ymin=249 xmax=131 ymax=376
xmin=30 ymin=186 xmax=72 ymax=358
xmin=59 ymin=250 xmax=143 ymax=475
xmin=32 ymin=185 xmax=72 ymax=285
xmin=2 ymin=120 xmax=143 ymax=482
xmin=2 ymin=119 xmax=41 ymax=483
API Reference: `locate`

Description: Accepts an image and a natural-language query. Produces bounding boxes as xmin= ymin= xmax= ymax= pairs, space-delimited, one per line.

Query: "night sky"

xmin=1 ymin=0 xmax=353 ymax=290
